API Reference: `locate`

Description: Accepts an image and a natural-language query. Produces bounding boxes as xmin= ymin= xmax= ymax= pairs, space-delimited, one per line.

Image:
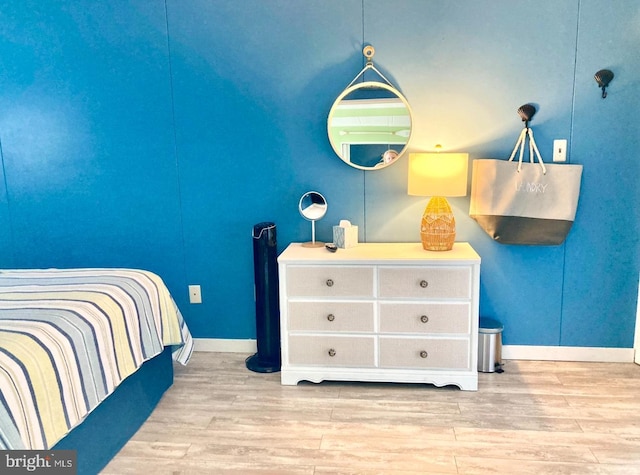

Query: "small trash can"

xmin=478 ymin=317 xmax=503 ymax=373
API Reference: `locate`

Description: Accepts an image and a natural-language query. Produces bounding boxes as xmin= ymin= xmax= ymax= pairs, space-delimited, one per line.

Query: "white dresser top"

xmin=279 ymin=242 xmax=481 ymax=265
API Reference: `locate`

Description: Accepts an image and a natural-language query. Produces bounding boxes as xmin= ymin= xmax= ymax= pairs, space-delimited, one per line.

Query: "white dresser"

xmin=277 ymin=242 xmax=481 ymax=390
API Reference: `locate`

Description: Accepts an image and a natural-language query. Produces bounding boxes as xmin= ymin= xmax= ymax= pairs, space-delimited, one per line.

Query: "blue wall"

xmin=1 ymin=1 xmax=638 ymax=347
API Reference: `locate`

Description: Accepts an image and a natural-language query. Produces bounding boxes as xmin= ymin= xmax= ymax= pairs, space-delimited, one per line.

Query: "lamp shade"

xmin=407 ymin=153 xmax=469 ymax=197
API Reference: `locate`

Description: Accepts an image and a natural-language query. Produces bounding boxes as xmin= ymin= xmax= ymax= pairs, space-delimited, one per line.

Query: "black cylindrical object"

xmin=246 ymin=222 xmax=281 ymax=373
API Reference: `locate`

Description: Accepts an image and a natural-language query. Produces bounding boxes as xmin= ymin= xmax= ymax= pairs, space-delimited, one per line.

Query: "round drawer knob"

xmin=328 ymin=348 xmax=336 ymax=357
xmin=327 ymin=314 xmax=335 ymax=322
xmin=326 ymin=279 xmax=334 ymax=287
xmin=419 ymin=280 xmax=429 ymax=288
xmin=420 ymin=315 xmax=429 ymax=323
xmin=419 ymin=350 xmax=428 ymax=359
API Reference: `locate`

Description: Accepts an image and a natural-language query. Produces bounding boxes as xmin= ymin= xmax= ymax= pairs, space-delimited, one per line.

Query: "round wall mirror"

xmin=327 ymin=81 xmax=412 ymax=170
xmin=298 ymin=191 xmax=327 ymax=247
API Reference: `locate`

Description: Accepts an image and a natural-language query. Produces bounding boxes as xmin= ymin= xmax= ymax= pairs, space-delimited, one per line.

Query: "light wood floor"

xmin=102 ymin=352 xmax=640 ymax=474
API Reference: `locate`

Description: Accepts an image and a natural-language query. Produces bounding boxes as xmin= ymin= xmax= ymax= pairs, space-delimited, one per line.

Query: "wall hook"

xmin=363 ymin=45 xmax=375 ymax=66
xmin=594 ymin=69 xmax=614 ymax=99
xmin=517 ymin=104 xmax=536 ymax=129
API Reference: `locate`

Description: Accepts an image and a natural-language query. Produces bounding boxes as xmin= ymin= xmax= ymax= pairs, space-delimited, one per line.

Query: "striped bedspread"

xmin=0 ymin=268 xmax=193 ymax=450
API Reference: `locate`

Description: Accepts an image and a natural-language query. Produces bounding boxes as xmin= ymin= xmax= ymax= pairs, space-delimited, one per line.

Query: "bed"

xmin=0 ymin=268 xmax=193 ymax=474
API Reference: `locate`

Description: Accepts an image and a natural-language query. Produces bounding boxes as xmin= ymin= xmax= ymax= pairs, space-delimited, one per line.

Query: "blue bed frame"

xmin=52 ymin=347 xmax=174 ymax=474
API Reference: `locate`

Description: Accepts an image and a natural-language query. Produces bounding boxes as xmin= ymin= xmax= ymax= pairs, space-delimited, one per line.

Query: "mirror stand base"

xmin=301 ymin=242 xmax=325 ymax=248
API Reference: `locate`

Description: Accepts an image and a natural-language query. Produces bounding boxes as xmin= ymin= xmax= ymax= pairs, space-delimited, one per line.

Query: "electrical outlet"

xmin=553 ymin=139 xmax=567 ymax=162
xmin=188 ymin=285 xmax=202 ymax=304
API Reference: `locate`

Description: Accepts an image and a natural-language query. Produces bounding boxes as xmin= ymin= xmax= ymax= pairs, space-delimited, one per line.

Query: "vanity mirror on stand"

xmin=327 ymin=45 xmax=413 ymax=170
xmin=298 ymin=191 xmax=327 ymax=247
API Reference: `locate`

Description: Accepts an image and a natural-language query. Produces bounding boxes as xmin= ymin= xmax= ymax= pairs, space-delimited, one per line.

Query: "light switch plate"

xmin=553 ymin=139 xmax=568 ymax=162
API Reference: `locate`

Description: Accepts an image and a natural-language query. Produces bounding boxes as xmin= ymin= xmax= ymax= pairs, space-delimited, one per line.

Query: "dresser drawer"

xmin=288 ymin=335 xmax=375 ymax=367
xmin=286 ymin=266 xmax=374 ymax=298
xmin=378 ymin=266 xmax=471 ymax=299
xmin=379 ymin=302 xmax=470 ymax=334
xmin=379 ymin=337 xmax=469 ymax=369
xmin=288 ymin=302 xmax=374 ymax=332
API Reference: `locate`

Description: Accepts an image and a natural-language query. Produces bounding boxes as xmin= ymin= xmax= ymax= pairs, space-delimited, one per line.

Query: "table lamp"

xmin=408 ymin=151 xmax=468 ymax=251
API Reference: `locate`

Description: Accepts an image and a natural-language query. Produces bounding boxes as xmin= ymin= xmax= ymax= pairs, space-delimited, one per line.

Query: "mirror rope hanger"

xmin=345 ymin=45 xmax=396 ymax=89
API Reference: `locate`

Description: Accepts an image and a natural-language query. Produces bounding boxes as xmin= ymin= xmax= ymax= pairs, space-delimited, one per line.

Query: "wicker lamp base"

xmin=420 ymin=196 xmax=456 ymax=251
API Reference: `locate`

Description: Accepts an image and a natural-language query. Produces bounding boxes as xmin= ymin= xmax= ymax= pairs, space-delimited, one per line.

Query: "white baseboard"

xmin=192 ymin=339 xmax=634 ymax=363
xmin=503 ymin=345 xmax=635 ymax=363
xmin=193 ymin=338 xmax=257 ymax=353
